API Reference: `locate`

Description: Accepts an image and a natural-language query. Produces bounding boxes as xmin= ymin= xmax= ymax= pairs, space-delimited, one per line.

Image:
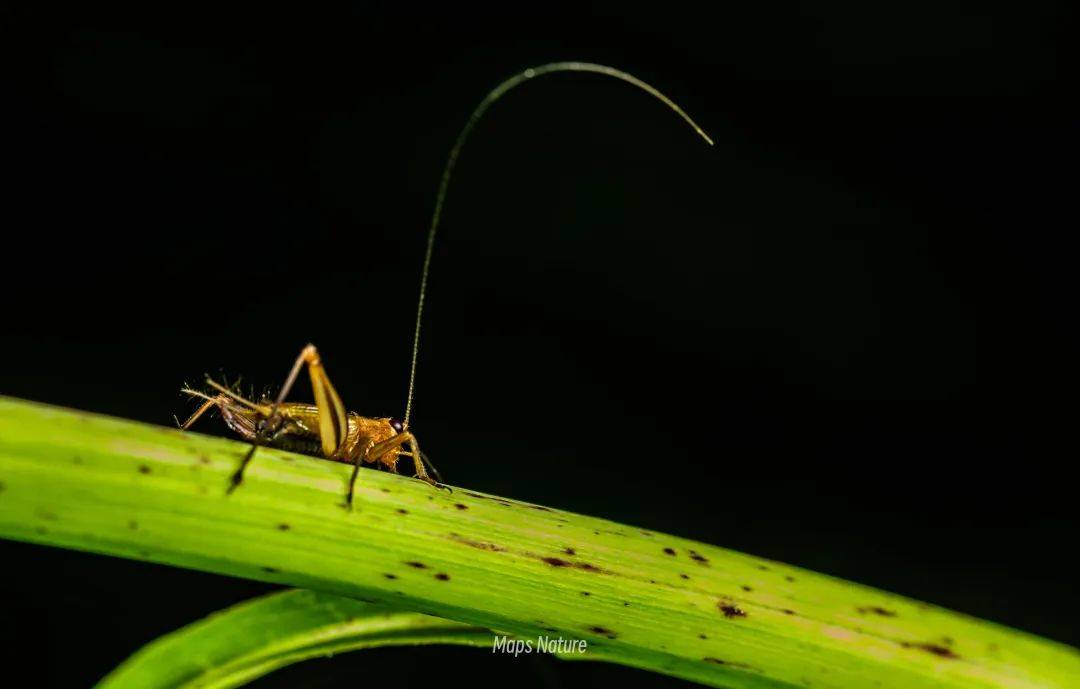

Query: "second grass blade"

xmin=95 ymin=589 xmax=493 ymax=689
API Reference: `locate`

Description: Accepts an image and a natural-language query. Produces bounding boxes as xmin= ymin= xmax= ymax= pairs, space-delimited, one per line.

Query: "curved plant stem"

xmin=0 ymin=397 xmax=1076 ymax=689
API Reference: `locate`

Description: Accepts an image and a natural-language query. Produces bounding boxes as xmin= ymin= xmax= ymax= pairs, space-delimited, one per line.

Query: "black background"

xmin=3 ymin=2 xmax=1077 ymax=687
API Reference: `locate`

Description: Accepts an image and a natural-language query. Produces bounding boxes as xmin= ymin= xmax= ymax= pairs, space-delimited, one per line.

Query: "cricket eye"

xmin=389 ymin=418 xmax=404 ymax=433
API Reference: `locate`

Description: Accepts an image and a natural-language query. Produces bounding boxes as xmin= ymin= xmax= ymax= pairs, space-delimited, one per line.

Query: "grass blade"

xmin=0 ymin=396 xmax=1076 ymax=689
xmin=95 ymin=589 xmax=492 ymax=689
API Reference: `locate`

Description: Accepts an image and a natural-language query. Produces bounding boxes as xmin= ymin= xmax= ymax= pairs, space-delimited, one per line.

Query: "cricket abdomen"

xmin=267 ymin=434 xmax=323 ymax=457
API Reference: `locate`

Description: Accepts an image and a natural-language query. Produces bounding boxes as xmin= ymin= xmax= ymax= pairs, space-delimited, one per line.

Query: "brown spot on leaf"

xmin=902 ymin=642 xmax=959 ymax=659
xmin=277 ymin=523 xmax=290 ymax=531
xmin=461 ymin=491 xmax=514 ymax=507
xmin=703 ymin=657 xmax=756 ymax=670
xmin=138 ymin=465 xmax=151 ymax=474
xmin=587 ymin=626 xmax=617 ymax=639
xmin=857 ymin=606 xmax=897 ymax=617
xmin=785 ymin=575 xmax=796 ymax=582
xmin=663 ymin=547 xmax=676 ymax=556
xmin=261 ymin=566 xmax=279 ymax=573
xmin=384 ymin=573 xmax=397 ymax=580
xmin=454 ymin=503 xmax=468 ymax=510
xmin=680 ymin=574 xmax=690 ymax=580
xmin=782 ymin=609 xmax=797 ymax=616
xmin=404 ymin=561 xmax=428 ymax=569
xmin=580 ymin=591 xmax=591 ymax=596
xmin=699 ymin=633 xmax=708 ymax=640
xmin=435 ymin=573 xmax=450 ymax=581
xmin=564 ymin=547 xmax=576 ymax=555
xmin=448 ymin=533 xmax=507 ymax=552
xmin=396 ymin=508 xmax=409 ymax=515
xmin=741 ymin=585 xmax=753 ymax=592
xmin=537 ymin=555 xmax=608 ymax=573
xmin=719 ymin=602 xmax=747 ymax=618
xmin=689 ymin=550 xmax=710 ymax=565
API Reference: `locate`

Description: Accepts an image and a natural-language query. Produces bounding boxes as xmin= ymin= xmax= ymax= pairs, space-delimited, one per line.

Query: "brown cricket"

xmin=179 ymin=62 xmax=712 ymax=507
xmin=181 ymin=344 xmax=436 ymax=507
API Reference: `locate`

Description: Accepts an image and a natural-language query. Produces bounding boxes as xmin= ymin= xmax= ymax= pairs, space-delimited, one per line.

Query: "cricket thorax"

xmin=343 ymin=414 xmax=404 ymax=469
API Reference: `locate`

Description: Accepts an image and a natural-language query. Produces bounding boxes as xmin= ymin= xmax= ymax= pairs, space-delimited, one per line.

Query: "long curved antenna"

xmin=402 ymin=61 xmax=713 ymax=428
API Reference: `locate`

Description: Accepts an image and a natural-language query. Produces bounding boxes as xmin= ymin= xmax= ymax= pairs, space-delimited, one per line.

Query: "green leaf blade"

xmin=95 ymin=589 xmax=492 ymax=689
xmin=1 ymin=397 xmax=1076 ymax=689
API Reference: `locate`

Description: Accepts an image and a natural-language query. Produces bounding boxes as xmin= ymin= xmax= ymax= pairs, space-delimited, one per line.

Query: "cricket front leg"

xmin=367 ymin=432 xmax=437 ymax=486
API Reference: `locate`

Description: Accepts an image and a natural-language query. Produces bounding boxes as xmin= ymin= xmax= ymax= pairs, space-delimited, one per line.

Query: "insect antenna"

xmin=402 ymin=61 xmax=713 ymax=429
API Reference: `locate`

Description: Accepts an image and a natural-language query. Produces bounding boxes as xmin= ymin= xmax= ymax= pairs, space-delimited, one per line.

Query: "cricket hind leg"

xmin=228 ymin=343 xmax=349 ymax=494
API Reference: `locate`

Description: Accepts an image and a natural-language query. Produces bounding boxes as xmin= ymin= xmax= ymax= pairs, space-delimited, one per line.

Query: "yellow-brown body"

xmin=215 ymin=400 xmax=408 ymax=474
xmin=182 ymin=344 xmax=435 ymax=506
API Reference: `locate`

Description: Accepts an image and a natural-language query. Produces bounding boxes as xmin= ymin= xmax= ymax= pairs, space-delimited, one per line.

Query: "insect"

xmin=180 ymin=62 xmax=712 ymax=507
xmin=181 ymin=345 xmax=437 ymax=507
